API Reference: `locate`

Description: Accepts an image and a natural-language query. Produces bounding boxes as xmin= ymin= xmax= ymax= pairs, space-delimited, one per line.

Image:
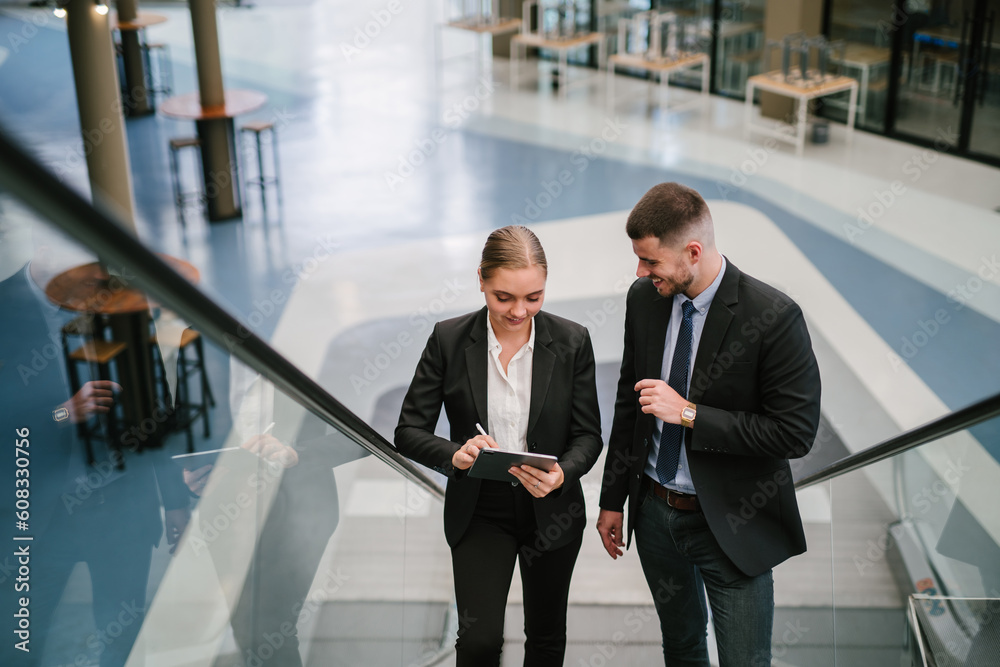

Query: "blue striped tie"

xmin=656 ymin=300 xmax=696 ymax=485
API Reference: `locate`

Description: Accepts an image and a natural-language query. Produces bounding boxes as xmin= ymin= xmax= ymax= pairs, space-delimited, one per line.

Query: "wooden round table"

xmin=159 ymin=89 xmax=268 ymax=121
xmin=110 ymin=11 xmax=169 ymax=32
xmin=46 ymin=257 xmax=200 ymax=446
xmin=45 ymin=257 xmax=198 ymax=314
xmin=160 ymin=89 xmax=269 ymax=221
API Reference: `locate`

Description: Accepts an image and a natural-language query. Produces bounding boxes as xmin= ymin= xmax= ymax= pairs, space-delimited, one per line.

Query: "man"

xmin=596 ymin=183 xmax=821 ymax=666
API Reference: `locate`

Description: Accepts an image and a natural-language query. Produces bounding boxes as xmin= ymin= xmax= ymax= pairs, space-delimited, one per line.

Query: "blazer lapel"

xmin=689 ymin=260 xmax=740 ymax=405
xmin=464 ymin=308 xmax=490 ymax=429
xmin=646 ymin=290 xmax=671 ymax=381
xmin=527 ymin=314 xmax=554 ymax=437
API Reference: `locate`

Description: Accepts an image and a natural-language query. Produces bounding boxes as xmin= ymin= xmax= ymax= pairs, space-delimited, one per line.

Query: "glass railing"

xmin=790 ymin=404 xmax=1000 ymax=667
xmin=4 ymin=114 xmax=999 ymax=667
xmin=0 ymin=128 xmax=452 ymax=666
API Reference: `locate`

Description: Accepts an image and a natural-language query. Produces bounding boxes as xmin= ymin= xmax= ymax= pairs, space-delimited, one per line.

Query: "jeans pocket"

xmin=638 ymin=484 xmax=653 ymax=512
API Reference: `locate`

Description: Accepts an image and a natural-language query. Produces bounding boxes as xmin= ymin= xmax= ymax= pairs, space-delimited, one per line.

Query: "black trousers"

xmin=451 ymin=479 xmax=583 ymax=667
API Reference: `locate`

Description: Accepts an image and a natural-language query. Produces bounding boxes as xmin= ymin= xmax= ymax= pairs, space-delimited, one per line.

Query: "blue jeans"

xmin=634 ymin=482 xmax=774 ymax=667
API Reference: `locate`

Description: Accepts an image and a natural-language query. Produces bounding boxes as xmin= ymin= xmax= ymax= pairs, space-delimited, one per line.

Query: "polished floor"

xmin=1 ymin=1 xmax=999 ymax=665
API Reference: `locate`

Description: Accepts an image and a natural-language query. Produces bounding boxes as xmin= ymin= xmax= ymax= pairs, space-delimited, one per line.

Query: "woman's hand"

xmin=182 ymin=464 xmax=214 ymax=496
xmin=509 ymin=461 xmax=564 ymax=498
xmin=241 ymin=434 xmax=299 ymax=468
xmin=452 ymin=433 xmax=499 ymax=470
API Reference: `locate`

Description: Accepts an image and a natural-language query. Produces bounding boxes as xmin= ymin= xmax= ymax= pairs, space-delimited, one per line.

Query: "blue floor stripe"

xmin=2 ymin=12 xmax=996 ymax=461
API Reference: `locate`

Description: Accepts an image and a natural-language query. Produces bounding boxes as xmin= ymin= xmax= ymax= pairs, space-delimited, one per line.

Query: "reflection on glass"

xmin=827 ymin=416 xmax=1000 ymax=665
xmin=0 ymin=204 xmax=192 ymax=667
xmin=0 ymin=200 xmax=443 ymax=666
xmin=532 ymin=0 xmax=596 ymax=68
xmin=645 ymin=0 xmax=720 ymax=91
xmin=967 ymin=0 xmax=1000 ymax=161
xmin=895 ymin=417 xmax=1000 ymax=665
xmin=771 ymin=478 xmax=835 ymax=666
xmin=170 ymin=359 xmax=368 ymax=667
xmin=893 ymin=0 xmax=965 ymax=146
xmin=713 ymin=0 xmax=765 ymax=98
xmin=602 ymin=0 xmax=761 ymax=96
xmin=826 ymin=0 xmax=893 ymax=132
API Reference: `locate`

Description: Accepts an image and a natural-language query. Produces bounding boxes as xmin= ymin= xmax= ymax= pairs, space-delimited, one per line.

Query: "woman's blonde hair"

xmin=479 ymin=225 xmax=548 ymax=280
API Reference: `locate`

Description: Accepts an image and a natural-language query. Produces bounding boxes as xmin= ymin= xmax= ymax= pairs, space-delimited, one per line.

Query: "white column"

xmin=65 ymin=0 xmax=138 ymax=233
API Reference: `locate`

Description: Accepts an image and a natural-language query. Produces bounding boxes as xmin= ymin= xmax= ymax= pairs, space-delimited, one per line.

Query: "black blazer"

xmin=395 ymin=307 xmax=603 ymax=551
xmin=600 ymin=261 xmax=822 ymax=576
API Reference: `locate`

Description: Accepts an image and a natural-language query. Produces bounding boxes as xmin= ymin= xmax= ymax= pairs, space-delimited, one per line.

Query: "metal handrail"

xmin=796 ymin=392 xmax=1000 ymax=489
xmin=0 ymin=127 xmax=444 ymax=500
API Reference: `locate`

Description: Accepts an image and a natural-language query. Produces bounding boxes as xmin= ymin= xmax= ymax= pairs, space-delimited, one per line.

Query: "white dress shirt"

xmin=485 ymin=316 xmax=534 ymax=452
xmin=644 ymin=256 xmax=727 ymax=494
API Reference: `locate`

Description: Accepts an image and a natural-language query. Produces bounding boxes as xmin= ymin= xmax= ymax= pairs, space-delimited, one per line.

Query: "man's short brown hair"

xmin=626 ymin=182 xmax=712 ymax=246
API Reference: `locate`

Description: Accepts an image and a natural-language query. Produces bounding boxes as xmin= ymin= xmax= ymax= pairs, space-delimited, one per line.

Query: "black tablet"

xmin=468 ymin=448 xmax=558 ymax=483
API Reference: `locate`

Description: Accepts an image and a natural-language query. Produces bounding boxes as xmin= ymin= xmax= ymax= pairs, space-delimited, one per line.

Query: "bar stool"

xmin=61 ymin=314 xmax=108 ymax=352
xmin=147 ymin=327 xmax=173 ymax=425
xmin=168 ymin=137 xmax=206 ymax=225
xmin=240 ymin=121 xmax=282 ymax=219
xmin=63 ymin=322 xmax=127 ymax=468
xmin=174 ymin=329 xmax=216 ymax=453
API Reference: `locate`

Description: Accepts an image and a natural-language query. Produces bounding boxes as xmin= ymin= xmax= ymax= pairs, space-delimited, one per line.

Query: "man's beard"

xmin=656 ymin=271 xmax=694 ymax=298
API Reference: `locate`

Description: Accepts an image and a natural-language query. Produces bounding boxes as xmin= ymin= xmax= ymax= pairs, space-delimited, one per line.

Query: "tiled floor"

xmin=1 ymin=1 xmax=999 ymax=665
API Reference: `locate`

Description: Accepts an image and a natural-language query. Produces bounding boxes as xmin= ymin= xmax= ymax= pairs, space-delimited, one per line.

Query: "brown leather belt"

xmin=648 ymin=477 xmax=700 ymax=511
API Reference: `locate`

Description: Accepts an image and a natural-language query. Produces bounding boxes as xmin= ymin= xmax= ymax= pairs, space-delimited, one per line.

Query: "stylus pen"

xmin=476 ymin=423 xmax=504 ymax=455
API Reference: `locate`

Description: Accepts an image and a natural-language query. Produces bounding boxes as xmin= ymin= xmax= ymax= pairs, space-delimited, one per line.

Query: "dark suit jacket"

xmin=599 ymin=261 xmax=821 ymax=576
xmin=395 ymin=307 xmax=603 ymax=551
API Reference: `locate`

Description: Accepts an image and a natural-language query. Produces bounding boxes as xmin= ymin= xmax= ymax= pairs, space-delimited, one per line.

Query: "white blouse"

xmin=484 ymin=316 xmax=534 ymax=452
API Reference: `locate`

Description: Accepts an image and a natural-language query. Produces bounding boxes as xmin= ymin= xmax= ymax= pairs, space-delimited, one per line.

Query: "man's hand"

xmin=509 ymin=462 xmax=564 ymax=498
xmin=241 ymin=434 xmax=299 ymax=468
xmin=635 ymin=379 xmax=686 ymax=424
xmin=597 ymin=509 xmax=625 ymax=560
xmin=164 ymin=507 xmax=191 ymax=555
xmin=451 ymin=433 xmax=499 ymax=470
xmin=60 ymin=380 xmax=122 ymax=423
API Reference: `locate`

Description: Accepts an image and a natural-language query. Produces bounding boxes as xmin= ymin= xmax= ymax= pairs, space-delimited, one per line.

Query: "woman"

xmin=395 ymin=225 xmax=602 ymax=666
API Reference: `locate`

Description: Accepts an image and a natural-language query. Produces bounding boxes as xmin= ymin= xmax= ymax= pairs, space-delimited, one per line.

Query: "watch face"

xmin=53 ymin=407 xmax=70 ymax=422
xmin=682 ymin=407 xmax=695 ymax=420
